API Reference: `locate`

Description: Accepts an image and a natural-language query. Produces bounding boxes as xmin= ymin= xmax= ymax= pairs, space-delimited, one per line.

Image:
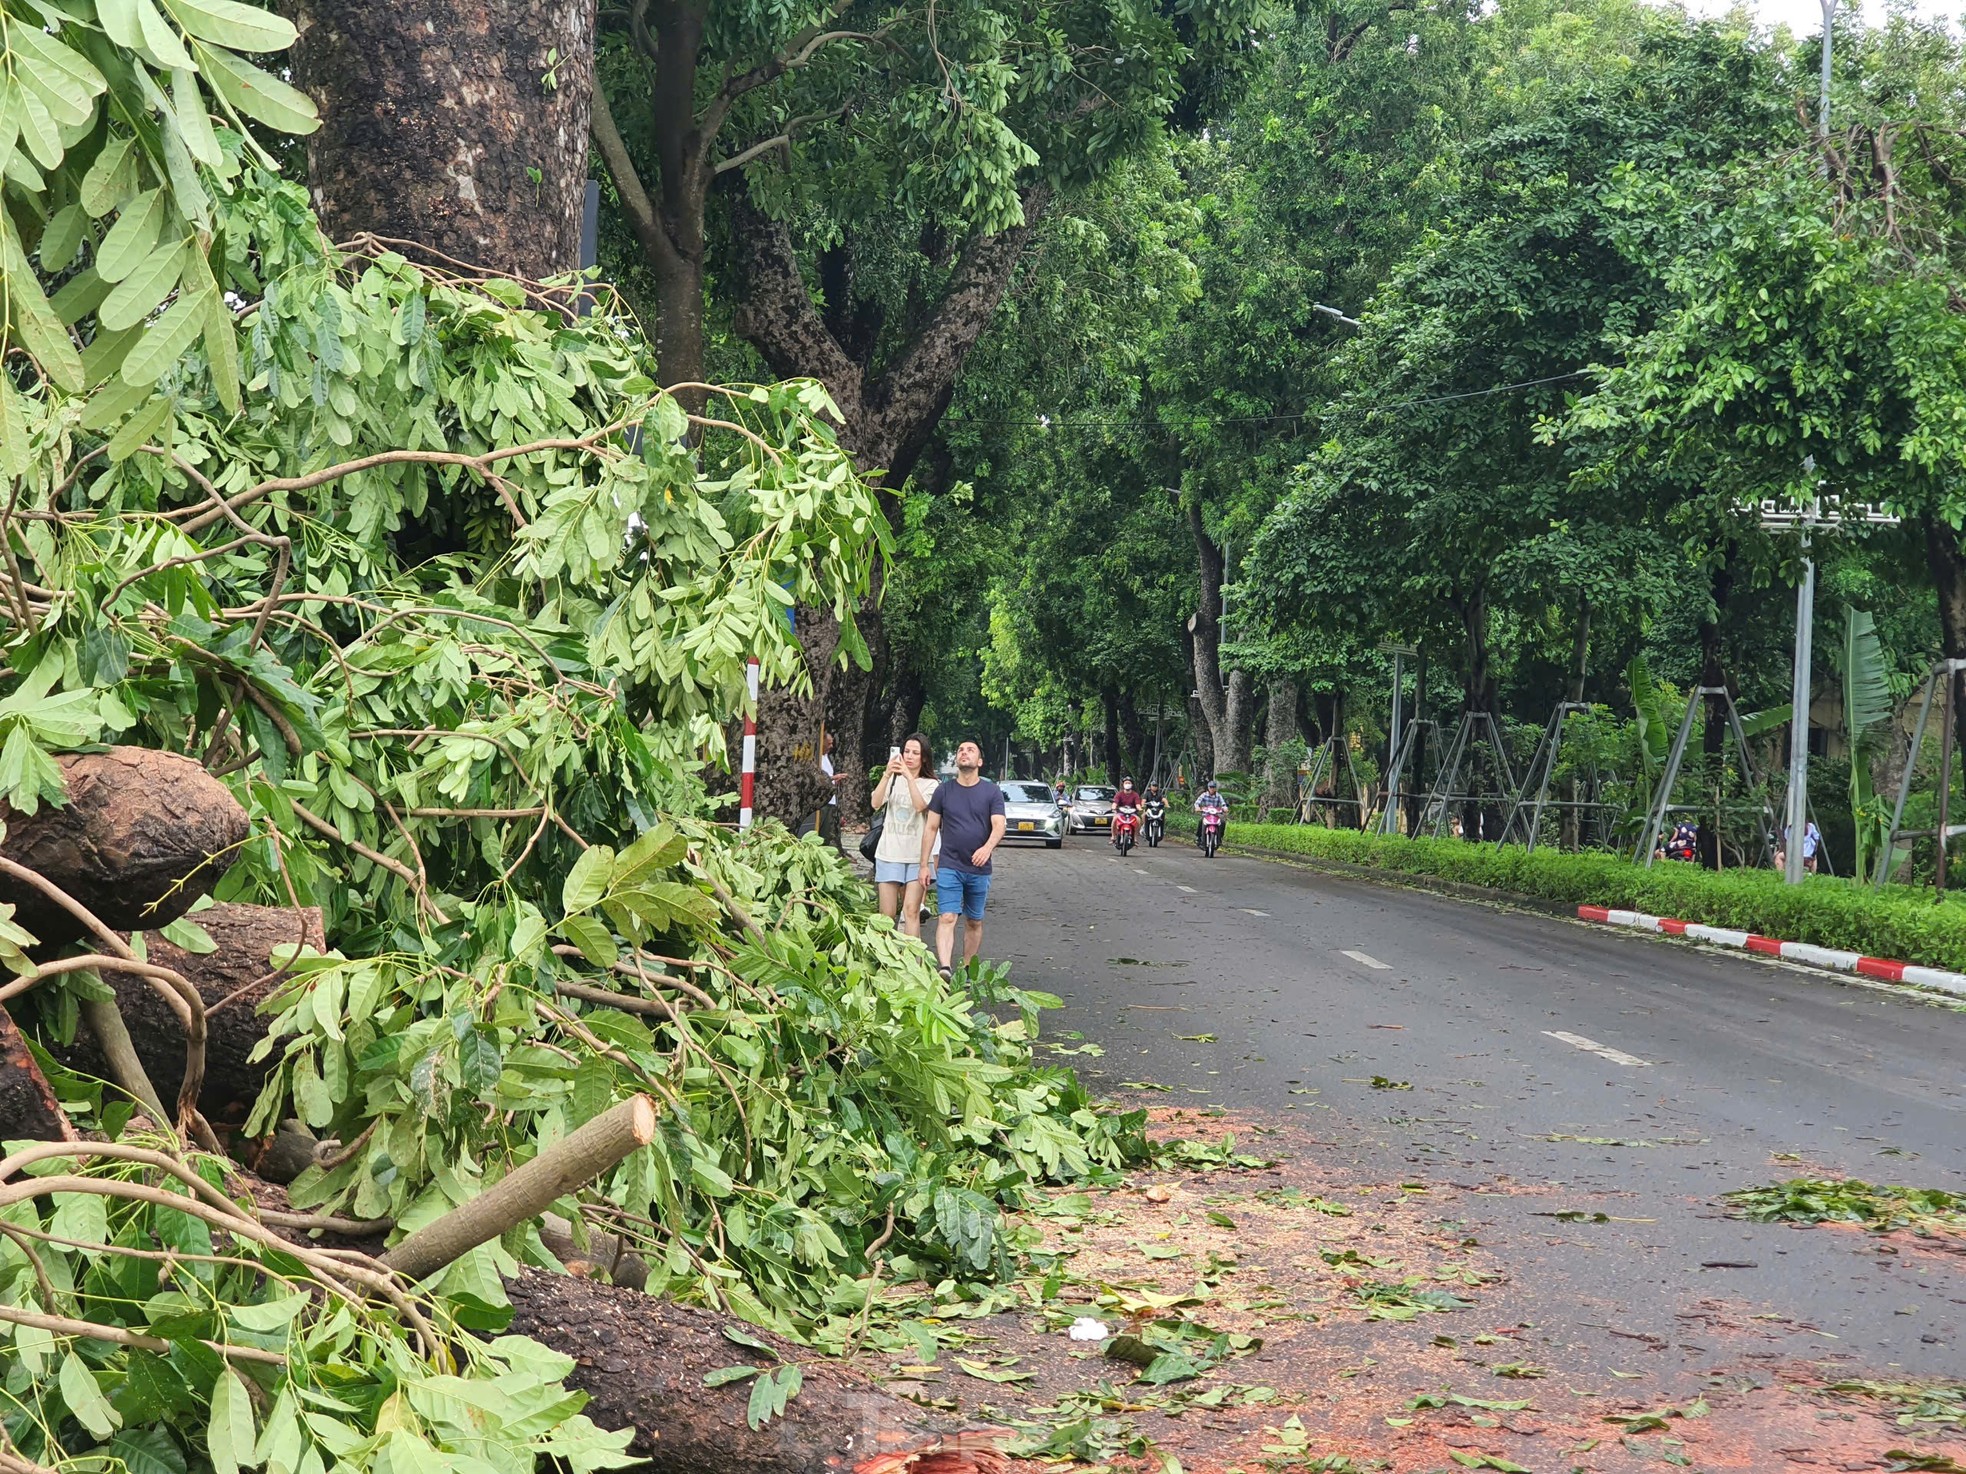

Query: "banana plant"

xmin=1841 ymin=606 xmax=1896 ymax=881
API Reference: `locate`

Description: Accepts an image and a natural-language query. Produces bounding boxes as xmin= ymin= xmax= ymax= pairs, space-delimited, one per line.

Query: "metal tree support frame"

xmin=1877 ymin=658 xmax=1966 ymax=895
xmin=1379 ymin=717 xmax=1441 ymax=835
xmin=1298 ymin=733 xmax=1370 ymax=827
xmin=1420 ymin=711 xmax=1519 ymax=840
xmin=1635 ymin=684 xmax=1777 ymax=868
xmin=1500 ymin=702 xmax=1594 ymax=852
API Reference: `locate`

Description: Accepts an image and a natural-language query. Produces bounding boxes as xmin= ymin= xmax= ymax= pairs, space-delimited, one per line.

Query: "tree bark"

xmin=1261 ymin=677 xmax=1302 ymax=815
xmin=505 ymin=1270 xmax=1007 ymax=1474
xmin=1118 ymin=692 xmax=1150 ymax=781
xmin=292 ymin=0 xmax=598 ymax=279
xmin=0 ymin=1005 xmax=76 ymax=1141
xmin=729 ymin=186 xmax=1047 ymax=824
xmin=588 ymin=5 xmax=711 ymax=392
xmin=1185 ymin=502 xmax=1253 ymax=776
xmin=46 ymin=904 xmax=324 ymax=1127
xmin=1180 ymin=622 xmax=1216 ymax=783
xmin=0 ymin=748 xmax=249 ymax=947
xmin=1568 ymin=599 xmax=1591 ymax=705
xmin=1101 ymin=688 xmax=1122 ymax=781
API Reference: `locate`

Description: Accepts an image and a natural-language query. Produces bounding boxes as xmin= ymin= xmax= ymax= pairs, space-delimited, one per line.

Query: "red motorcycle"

xmin=1199 ymin=807 xmax=1224 ymax=859
xmin=1112 ymin=806 xmax=1141 ymax=857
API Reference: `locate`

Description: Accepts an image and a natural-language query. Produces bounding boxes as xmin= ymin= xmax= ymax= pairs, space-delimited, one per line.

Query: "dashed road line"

xmin=1341 ymin=949 xmax=1391 ymax=970
xmin=1243 ymin=908 xmax=1269 ymax=917
xmin=1544 ymin=1029 xmax=1652 ymax=1067
xmin=1175 ymin=884 xmax=1198 ymax=894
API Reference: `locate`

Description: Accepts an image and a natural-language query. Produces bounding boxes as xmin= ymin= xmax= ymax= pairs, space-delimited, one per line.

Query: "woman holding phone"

xmin=872 ymin=733 xmax=938 ymax=937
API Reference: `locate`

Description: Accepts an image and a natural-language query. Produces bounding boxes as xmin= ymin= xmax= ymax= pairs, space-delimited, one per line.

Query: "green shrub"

xmin=1229 ymin=823 xmax=1966 ymax=972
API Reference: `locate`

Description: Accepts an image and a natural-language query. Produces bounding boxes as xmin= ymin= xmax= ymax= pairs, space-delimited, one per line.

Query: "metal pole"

xmin=738 ymin=657 xmax=759 ymax=830
xmin=1940 ymin=666 xmax=1954 ymax=899
xmin=1388 ymin=652 xmax=1404 ymax=813
xmin=1784 ymin=514 xmax=1816 ymax=883
xmin=1818 ymin=0 xmax=1834 ymax=143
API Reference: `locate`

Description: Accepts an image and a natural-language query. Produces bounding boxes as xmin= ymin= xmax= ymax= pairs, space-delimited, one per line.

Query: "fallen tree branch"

xmin=0 ymin=1304 xmax=288 ymax=1366
xmin=380 ymin=1095 xmax=657 ymax=1280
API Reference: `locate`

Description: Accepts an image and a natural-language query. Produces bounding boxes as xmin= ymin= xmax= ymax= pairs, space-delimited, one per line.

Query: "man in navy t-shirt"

xmin=920 ymin=739 xmax=1007 ymax=979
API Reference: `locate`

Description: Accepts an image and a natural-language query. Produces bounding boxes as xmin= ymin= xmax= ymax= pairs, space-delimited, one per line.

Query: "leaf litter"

xmin=816 ymin=1107 xmax=1960 ymax=1472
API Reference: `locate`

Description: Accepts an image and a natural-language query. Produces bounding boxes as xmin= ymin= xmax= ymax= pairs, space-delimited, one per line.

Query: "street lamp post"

xmin=1782 ymin=493 xmax=1819 ymax=885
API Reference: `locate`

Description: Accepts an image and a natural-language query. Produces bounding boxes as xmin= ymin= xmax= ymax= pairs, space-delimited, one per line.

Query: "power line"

xmin=942 ymin=370 xmax=1592 ymax=432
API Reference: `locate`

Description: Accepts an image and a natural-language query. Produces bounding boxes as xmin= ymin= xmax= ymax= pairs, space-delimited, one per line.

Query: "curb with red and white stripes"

xmin=1577 ymin=906 xmax=1966 ymax=1000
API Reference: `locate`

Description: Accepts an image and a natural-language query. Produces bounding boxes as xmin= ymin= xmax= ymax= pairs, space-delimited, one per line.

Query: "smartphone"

xmin=889 ymin=746 xmax=901 ymax=760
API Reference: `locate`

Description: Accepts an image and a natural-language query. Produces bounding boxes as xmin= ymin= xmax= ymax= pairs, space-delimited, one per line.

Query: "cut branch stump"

xmin=0 ymin=1005 xmax=76 ymax=1140
xmin=381 ymin=1095 xmax=657 ymax=1280
xmin=0 ymin=749 xmax=249 ymax=945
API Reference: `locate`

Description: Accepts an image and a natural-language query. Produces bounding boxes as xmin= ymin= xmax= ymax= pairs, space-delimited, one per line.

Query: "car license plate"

xmin=1017 ymin=821 xmax=1034 ymax=831
xmin=1096 ymin=816 xmax=1109 ymax=826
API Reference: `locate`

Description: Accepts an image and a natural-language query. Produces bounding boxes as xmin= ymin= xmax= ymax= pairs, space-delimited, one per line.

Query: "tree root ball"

xmin=0 ymin=748 xmax=250 ymax=944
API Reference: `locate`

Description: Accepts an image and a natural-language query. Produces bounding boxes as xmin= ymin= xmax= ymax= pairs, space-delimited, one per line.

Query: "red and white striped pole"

xmin=738 ymin=657 xmax=759 ymax=830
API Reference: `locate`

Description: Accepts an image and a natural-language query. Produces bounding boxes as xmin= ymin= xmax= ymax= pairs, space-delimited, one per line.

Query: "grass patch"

xmin=1723 ymin=1178 xmax=1966 ymax=1238
xmin=1230 ymin=823 xmax=1966 ymax=973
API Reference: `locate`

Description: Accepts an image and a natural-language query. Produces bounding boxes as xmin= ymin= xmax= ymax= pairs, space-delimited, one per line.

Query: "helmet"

xmin=1206 ymin=779 xmax=1219 ymax=790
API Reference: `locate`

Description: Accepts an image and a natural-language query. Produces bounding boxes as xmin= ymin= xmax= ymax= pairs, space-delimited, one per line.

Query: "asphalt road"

xmin=984 ymin=834 xmax=1966 ymax=1382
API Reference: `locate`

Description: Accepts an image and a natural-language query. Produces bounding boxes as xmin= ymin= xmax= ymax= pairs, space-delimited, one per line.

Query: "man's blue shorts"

xmin=935 ymin=867 xmax=991 ymax=920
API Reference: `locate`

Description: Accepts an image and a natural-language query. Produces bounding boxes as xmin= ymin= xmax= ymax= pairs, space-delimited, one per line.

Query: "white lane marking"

xmin=1341 ymin=949 xmax=1391 ymax=970
xmin=1132 ymin=867 xmax=1150 ymax=875
xmin=1544 ymin=1030 xmax=1653 ymax=1067
xmin=1243 ymin=908 xmax=1269 ymax=917
xmin=1175 ymin=884 xmax=1198 ymax=894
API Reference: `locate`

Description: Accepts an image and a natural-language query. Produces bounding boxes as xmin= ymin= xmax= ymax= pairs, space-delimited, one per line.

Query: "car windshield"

xmin=1001 ymin=782 xmax=1053 ymax=803
xmin=1075 ymin=786 xmax=1116 ymax=802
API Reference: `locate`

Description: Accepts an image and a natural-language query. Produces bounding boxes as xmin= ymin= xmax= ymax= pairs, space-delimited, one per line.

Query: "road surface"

xmin=986 ymin=835 xmax=1966 ymax=1382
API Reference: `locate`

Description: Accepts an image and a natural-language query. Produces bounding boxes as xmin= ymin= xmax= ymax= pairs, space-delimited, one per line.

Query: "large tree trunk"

xmin=1180 ymin=623 xmax=1216 ymax=783
xmin=1101 ymin=688 xmax=1122 ymax=781
xmin=729 ymin=188 xmax=1045 ymax=822
xmin=292 ymin=0 xmax=597 ymax=279
xmin=1459 ymin=589 xmax=1504 ymax=839
xmin=1261 ymin=677 xmax=1302 ymax=815
xmin=587 ymin=4 xmax=713 ymax=393
xmin=44 ymin=905 xmax=324 ymax=1130
xmin=1185 ymin=502 xmax=1253 ymax=775
xmin=1118 ymin=692 xmax=1149 ymax=781
xmin=0 ymin=748 xmax=248 ymax=946
xmin=752 ymin=610 xmax=845 ymax=827
xmin=506 ymin=1270 xmax=1006 ymax=1474
xmin=0 ymin=1005 xmax=77 ymax=1140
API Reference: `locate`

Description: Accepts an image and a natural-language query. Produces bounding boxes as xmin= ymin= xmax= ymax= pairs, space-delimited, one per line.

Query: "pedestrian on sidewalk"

xmin=872 ymin=734 xmax=937 ymax=939
xmin=920 ymin=739 xmax=1006 ymax=979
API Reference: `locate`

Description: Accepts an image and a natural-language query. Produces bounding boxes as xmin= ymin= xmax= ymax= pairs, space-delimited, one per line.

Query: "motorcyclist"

xmin=1112 ymin=777 xmax=1143 ymax=848
xmin=1194 ymin=779 xmax=1229 ymax=848
xmin=1142 ymin=782 xmax=1167 ymax=844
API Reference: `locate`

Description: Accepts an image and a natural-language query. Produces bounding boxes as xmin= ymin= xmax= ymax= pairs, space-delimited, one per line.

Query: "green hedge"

xmin=1229 ymin=823 xmax=1966 ymax=974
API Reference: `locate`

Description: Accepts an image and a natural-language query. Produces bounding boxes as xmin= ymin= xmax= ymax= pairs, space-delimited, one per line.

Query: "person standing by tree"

xmin=873 ymin=735 xmax=938 ymax=938
xmin=920 ymin=740 xmax=1007 ymax=979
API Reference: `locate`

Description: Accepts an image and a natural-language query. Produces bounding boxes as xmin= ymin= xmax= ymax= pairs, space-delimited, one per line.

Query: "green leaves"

xmin=206 ymin=1369 xmax=256 ymax=1474
xmin=744 ymin=1365 xmax=802 ymax=1431
xmin=60 ymin=1353 xmax=123 ymax=1439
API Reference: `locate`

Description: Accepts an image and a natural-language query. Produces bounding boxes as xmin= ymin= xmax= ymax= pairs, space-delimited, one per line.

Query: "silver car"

xmin=1066 ymin=784 xmax=1117 ymax=835
xmin=999 ymin=780 xmax=1066 ymax=848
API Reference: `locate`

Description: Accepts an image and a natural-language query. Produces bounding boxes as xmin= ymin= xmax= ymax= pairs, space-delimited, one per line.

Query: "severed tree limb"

xmin=77 ymin=997 xmax=169 ymax=1124
xmin=549 ymin=977 xmax=678 ymax=1020
xmin=0 ymin=1304 xmax=287 ymax=1366
xmin=381 ymin=1095 xmax=657 ymax=1281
